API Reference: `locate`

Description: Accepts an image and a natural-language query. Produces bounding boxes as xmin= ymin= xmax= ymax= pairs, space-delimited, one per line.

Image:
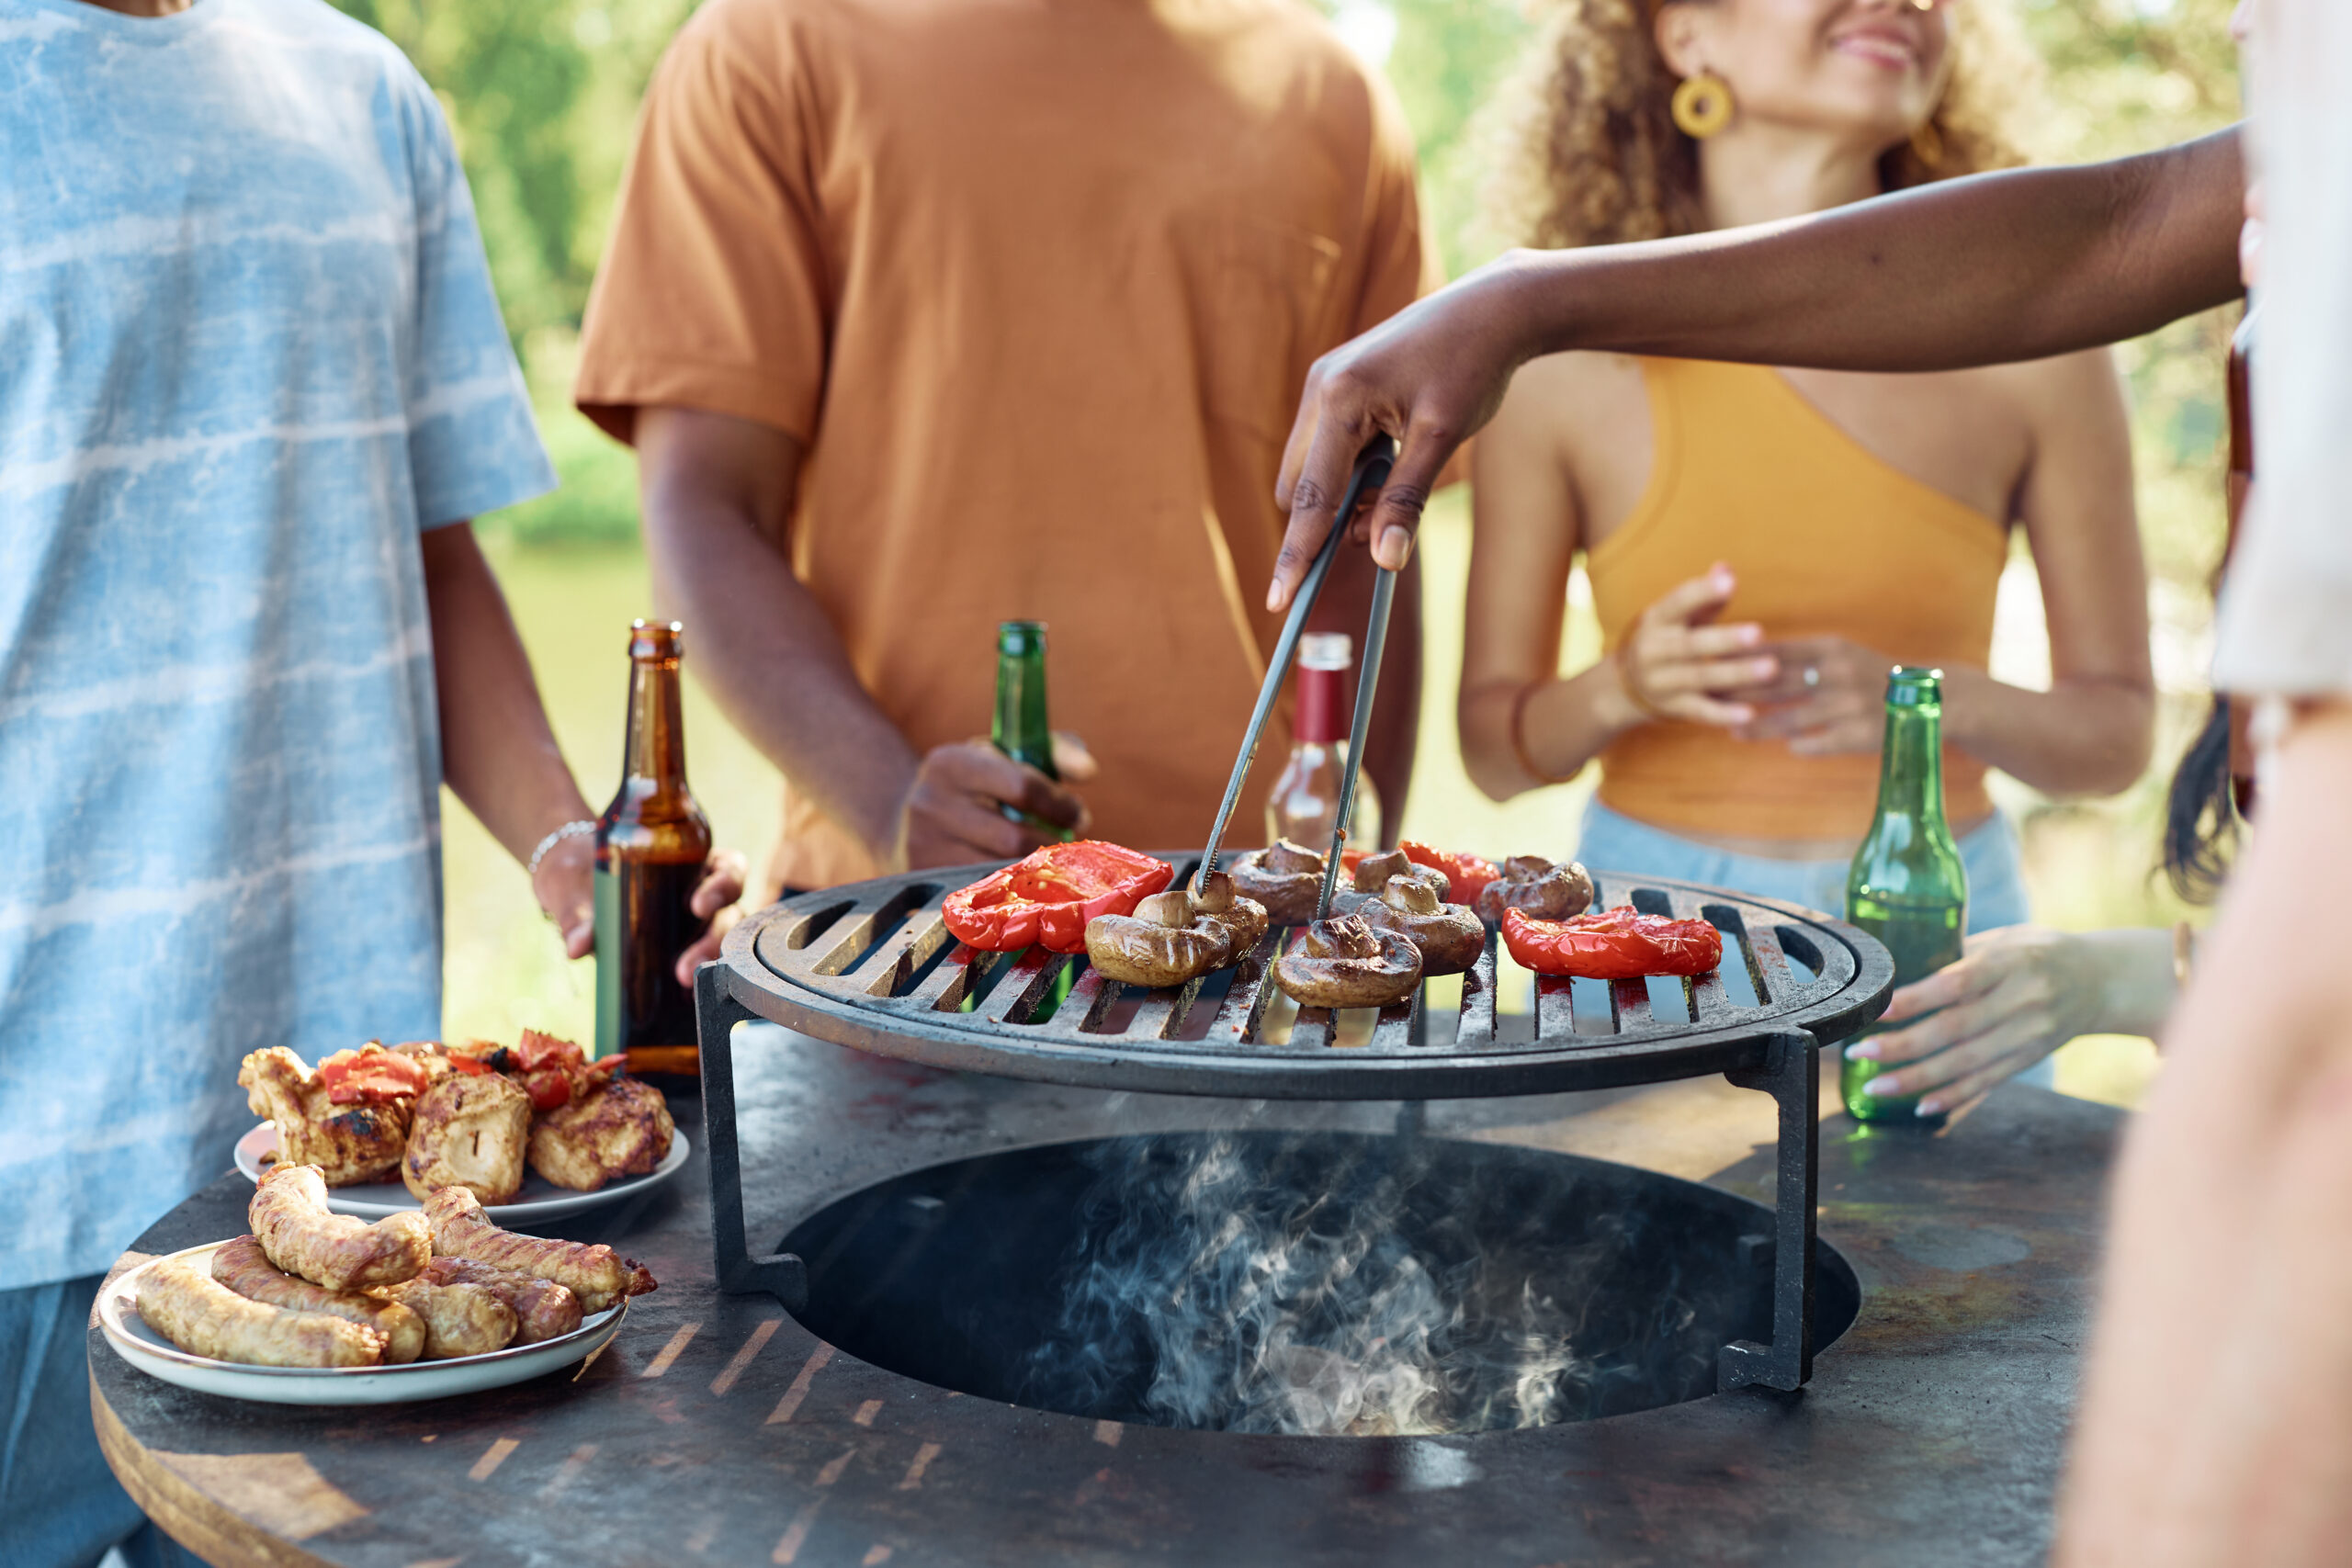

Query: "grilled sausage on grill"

xmin=378 ymin=1278 xmax=519 ymax=1359
xmin=1357 ymin=874 xmax=1486 ymax=976
xmin=251 ymin=1164 xmax=431 ymax=1292
xmin=1476 ymin=856 xmax=1594 ymax=927
xmin=138 ymin=1254 xmax=384 ymax=1368
xmin=1273 ymin=914 xmax=1423 ymax=1010
xmin=421 ymin=1256 xmax=583 ymax=1345
xmin=211 ymin=1235 xmax=425 ymax=1363
xmin=1229 ymin=840 xmax=1329 ymax=927
xmin=1085 ymin=872 xmax=1270 ymax=988
xmin=423 ymin=1187 xmax=657 ymax=1313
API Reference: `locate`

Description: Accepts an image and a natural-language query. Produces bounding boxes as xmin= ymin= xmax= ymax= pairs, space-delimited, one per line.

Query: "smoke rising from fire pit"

xmin=1015 ymin=1134 xmax=1710 ymax=1436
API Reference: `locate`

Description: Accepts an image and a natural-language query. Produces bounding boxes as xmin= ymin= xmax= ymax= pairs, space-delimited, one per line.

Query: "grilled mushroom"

xmin=1230 ymin=840 xmax=1329 ymax=927
xmin=1358 ymin=874 xmax=1486 ymax=976
xmin=1273 ymin=915 xmax=1423 ymax=1010
xmin=1086 ymin=873 xmax=1270 ymax=989
xmin=1324 ymin=846 xmax=1448 ymax=919
xmin=1475 ymin=855 xmax=1595 ymax=927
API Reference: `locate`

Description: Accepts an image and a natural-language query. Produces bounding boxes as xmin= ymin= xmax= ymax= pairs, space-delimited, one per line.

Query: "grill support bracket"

xmin=697 ymin=963 xmax=810 ymax=1312
xmin=1716 ymin=1029 xmax=1820 ymax=1393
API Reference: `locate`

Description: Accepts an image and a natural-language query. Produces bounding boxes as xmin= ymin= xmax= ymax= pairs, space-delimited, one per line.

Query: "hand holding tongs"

xmin=1194 ymin=436 xmax=1400 ymax=923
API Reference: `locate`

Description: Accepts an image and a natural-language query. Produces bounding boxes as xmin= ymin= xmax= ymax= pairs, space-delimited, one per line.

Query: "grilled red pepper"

xmin=942 ymin=840 xmax=1174 ymax=954
xmin=316 ymin=1046 xmax=428 ymax=1105
xmin=1401 ymin=841 xmax=1501 ymax=907
xmin=1501 ymin=906 xmax=1723 ymax=980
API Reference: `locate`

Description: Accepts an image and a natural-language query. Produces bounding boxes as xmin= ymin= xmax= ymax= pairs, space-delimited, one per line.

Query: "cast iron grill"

xmin=697 ymin=857 xmax=1894 ymax=1394
xmin=713 ymin=859 xmax=1886 ymax=1099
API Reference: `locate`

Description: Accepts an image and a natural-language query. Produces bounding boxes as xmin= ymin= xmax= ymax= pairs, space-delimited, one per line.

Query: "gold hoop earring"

xmin=1671 ymin=72 xmax=1735 ymax=139
xmin=1908 ymin=120 xmax=1945 ymax=170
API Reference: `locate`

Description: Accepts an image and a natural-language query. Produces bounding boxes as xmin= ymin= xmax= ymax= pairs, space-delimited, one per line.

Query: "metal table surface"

xmin=92 ymin=1024 xmax=2120 ymax=1568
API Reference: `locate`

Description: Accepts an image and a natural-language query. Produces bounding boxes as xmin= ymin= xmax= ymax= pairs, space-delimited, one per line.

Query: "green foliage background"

xmin=339 ymin=0 xmax=2242 ymax=581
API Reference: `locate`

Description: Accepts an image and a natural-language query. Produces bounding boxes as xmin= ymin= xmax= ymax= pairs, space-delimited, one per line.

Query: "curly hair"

xmin=1483 ymin=0 xmax=2043 ymax=252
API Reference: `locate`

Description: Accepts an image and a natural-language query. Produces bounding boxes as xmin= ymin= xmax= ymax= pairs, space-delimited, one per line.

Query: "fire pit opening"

xmin=781 ymin=1132 xmax=1859 ymax=1436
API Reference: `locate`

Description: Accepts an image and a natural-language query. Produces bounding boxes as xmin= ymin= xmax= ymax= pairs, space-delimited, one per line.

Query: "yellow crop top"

xmin=1589 ymin=357 xmax=2006 ymax=842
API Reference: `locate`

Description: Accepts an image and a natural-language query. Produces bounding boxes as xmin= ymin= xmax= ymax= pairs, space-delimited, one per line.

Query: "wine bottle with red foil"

xmin=594 ymin=620 xmax=713 ymax=1081
xmin=1264 ymin=633 xmax=1381 ymax=852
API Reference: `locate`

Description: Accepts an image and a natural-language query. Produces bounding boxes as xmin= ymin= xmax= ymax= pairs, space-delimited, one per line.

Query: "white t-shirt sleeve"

xmin=2212 ymin=0 xmax=2352 ymax=696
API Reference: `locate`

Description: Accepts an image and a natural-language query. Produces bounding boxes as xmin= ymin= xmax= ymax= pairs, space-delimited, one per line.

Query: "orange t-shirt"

xmin=575 ymin=0 xmax=1430 ymax=893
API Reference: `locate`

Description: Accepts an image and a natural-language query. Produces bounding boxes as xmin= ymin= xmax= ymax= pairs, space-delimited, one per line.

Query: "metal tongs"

xmin=1195 ymin=435 xmax=1399 ymax=923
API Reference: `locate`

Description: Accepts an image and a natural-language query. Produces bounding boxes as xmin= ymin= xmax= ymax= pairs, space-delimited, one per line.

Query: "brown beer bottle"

xmin=594 ymin=620 xmax=713 ymax=1080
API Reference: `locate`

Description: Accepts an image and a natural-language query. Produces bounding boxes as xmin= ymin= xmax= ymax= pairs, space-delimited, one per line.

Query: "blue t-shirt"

xmin=0 ymin=0 xmax=553 ymax=1288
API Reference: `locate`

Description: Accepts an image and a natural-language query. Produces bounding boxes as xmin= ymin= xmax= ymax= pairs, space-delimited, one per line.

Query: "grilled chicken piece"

xmin=239 ymin=1046 xmax=411 ymax=1186
xmin=402 ymin=1072 xmax=531 ymax=1204
xmin=526 ymin=1077 xmax=675 ymax=1193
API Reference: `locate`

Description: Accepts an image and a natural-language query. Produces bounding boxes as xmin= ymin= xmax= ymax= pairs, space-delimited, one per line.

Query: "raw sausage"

xmin=211 ymin=1235 xmax=425 ymax=1364
xmin=136 ymin=1255 xmax=381 ymax=1368
xmin=251 ymin=1163 xmax=430 ymax=1291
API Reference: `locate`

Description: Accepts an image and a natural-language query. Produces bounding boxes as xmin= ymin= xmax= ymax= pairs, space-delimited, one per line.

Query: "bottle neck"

xmin=1873 ymin=705 xmax=1946 ymax=826
xmin=622 ymin=657 xmax=688 ymax=789
xmin=1295 ymin=664 xmax=1348 ymax=746
xmin=993 ymin=648 xmax=1056 ymax=773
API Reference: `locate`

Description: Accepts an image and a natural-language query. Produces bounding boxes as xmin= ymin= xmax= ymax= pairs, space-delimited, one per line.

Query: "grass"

xmin=443 ymin=411 xmax=2166 ymax=1108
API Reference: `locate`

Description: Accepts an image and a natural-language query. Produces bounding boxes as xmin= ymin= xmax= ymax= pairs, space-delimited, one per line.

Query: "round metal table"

xmin=95 ymin=1029 xmax=2118 ymax=1568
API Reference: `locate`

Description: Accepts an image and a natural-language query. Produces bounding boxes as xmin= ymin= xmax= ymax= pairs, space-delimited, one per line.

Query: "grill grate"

xmin=714 ymin=856 xmax=1891 ymax=1101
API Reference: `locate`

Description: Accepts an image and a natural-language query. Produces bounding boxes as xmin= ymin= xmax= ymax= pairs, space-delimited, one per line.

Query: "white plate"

xmin=97 ymin=1243 xmax=628 ymax=1405
xmin=233 ymin=1123 xmax=689 ymax=1224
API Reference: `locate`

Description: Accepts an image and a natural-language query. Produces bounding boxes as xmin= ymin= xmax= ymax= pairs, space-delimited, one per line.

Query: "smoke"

xmin=1015 ymin=1134 xmax=1703 ymax=1436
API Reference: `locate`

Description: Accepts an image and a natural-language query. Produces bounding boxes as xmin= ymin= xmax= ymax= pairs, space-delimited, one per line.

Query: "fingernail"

xmin=1916 ymin=1098 xmax=1944 ymax=1117
xmin=1846 ymin=1041 xmax=1876 ymax=1061
xmin=1863 ymin=1075 xmax=1896 ymax=1097
xmin=1378 ymin=525 xmax=1413 ymax=568
xmin=1738 ymin=625 xmax=1763 ymax=646
xmin=1266 ymin=583 xmax=1283 ymax=612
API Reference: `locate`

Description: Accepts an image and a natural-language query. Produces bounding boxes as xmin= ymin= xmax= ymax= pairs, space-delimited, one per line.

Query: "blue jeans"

xmin=1 ymin=1274 xmax=201 ymax=1568
xmin=1576 ymin=799 xmax=2052 ymax=1087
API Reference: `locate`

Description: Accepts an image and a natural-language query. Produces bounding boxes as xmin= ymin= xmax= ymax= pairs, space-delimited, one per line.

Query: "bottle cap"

xmin=1883 ymin=665 xmax=1943 ymax=708
xmin=629 ymin=619 xmax=684 ymax=660
xmin=1299 ymin=633 xmax=1352 ymax=671
xmin=998 ymin=620 xmax=1046 ymax=656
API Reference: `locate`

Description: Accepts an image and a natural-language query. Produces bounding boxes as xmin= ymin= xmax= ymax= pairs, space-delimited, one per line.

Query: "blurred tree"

xmin=332 ymin=0 xmax=693 ymax=374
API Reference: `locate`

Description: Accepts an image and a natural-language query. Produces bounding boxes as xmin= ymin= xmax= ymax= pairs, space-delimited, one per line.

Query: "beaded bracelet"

xmin=527 ymin=819 xmax=599 ymax=878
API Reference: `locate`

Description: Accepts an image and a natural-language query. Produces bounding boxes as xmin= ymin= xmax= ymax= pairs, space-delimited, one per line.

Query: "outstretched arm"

xmin=1270 ymin=128 xmax=2245 ymax=610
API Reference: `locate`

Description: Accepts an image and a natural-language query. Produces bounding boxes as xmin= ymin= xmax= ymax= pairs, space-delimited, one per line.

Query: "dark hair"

xmin=2162 ymin=697 xmax=2240 ymax=904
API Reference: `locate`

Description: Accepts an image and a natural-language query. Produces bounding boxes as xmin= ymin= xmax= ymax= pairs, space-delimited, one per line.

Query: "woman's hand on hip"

xmin=1728 ymin=635 xmax=1892 ymax=755
xmin=1849 ymin=925 xmax=2108 ymax=1115
xmin=1608 ymin=564 xmax=1775 ymax=729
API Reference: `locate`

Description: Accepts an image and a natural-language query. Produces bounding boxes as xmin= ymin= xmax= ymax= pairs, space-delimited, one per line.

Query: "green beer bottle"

xmin=1842 ymin=667 xmax=1968 ymax=1125
xmin=991 ymin=620 xmax=1071 ymax=843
